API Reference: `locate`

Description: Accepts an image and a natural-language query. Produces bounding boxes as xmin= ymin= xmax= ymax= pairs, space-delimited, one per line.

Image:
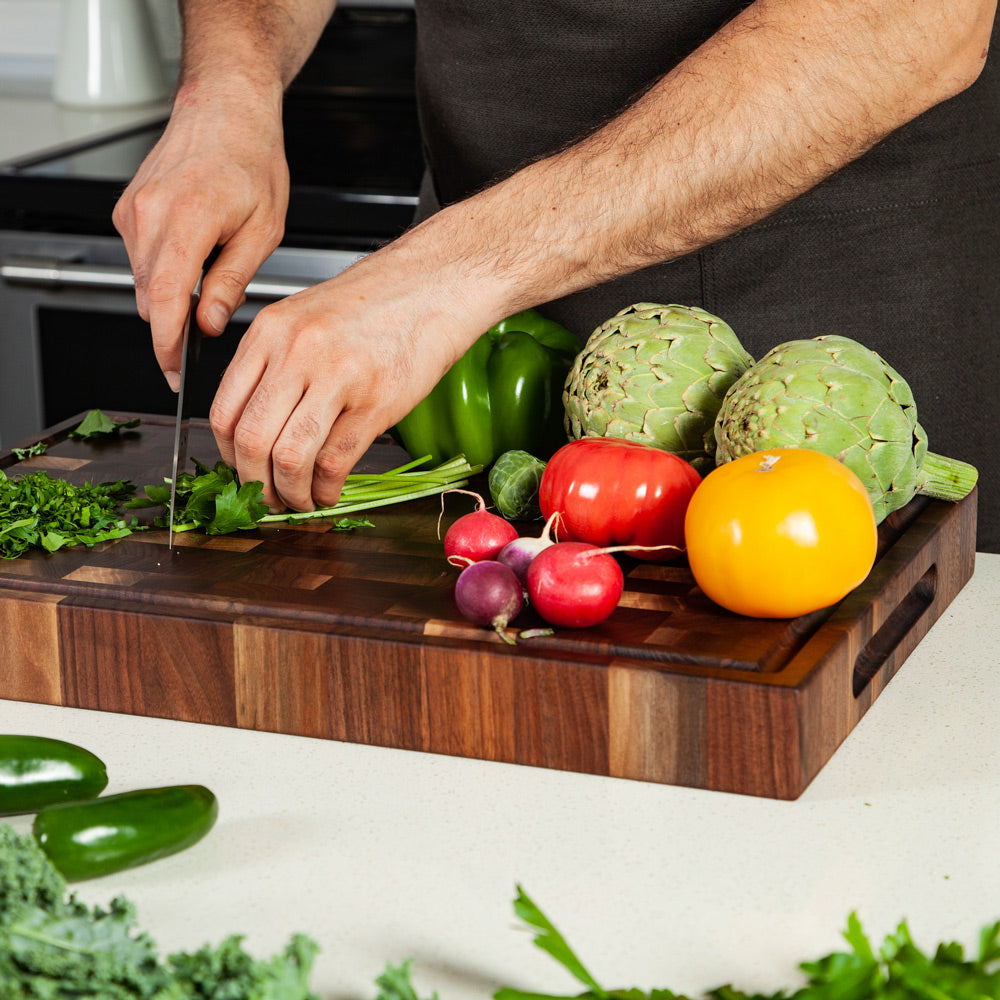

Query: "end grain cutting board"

xmin=0 ymin=413 xmax=977 ymax=798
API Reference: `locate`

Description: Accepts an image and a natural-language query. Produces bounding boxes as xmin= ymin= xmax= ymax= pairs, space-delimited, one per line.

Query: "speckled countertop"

xmin=0 ymin=553 xmax=996 ymax=1000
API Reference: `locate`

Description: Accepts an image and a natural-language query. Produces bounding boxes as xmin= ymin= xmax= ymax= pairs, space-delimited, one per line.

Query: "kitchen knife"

xmin=167 ymin=293 xmax=203 ymax=549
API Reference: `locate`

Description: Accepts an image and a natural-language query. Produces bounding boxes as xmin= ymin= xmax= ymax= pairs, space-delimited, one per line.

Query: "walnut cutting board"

xmin=0 ymin=413 xmax=978 ymax=799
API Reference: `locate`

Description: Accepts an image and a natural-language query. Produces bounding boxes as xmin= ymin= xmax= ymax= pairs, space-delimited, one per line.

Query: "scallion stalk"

xmin=258 ymin=455 xmax=482 ymax=525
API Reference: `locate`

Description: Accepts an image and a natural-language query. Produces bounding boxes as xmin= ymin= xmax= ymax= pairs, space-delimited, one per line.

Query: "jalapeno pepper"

xmin=33 ymin=784 xmax=218 ymax=881
xmin=0 ymin=734 xmax=108 ymax=816
xmin=394 ymin=309 xmax=580 ymax=468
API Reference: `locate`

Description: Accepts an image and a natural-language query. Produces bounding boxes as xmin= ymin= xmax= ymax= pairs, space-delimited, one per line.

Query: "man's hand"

xmin=208 ymin=232 xmax=494 ymax=511
xmin=112 ymin=0 xmax=336 ymax=390
xmin=113 ymin=83 xmax=289 ymax=390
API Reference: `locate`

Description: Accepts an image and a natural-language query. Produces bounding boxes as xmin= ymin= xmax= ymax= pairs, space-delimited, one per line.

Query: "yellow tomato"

xmin=683 ymin=448 xmax=878 ymax=618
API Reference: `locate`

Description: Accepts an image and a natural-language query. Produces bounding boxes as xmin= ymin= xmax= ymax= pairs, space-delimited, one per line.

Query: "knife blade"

xmin=167 ymin=293 xmax=203 ymax=549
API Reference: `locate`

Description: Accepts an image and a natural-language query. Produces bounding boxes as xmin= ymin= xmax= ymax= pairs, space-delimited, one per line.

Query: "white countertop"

xmin=0 ymin=76 xmax=168 ymax=166
xmin=0 ymin=552 xmax=997 ymax=999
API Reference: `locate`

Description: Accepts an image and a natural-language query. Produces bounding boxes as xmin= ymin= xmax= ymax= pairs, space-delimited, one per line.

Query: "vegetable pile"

xmin=477 ymin=303 xmax=978 ymax=622
xmin=443 ymin=483 xmax=685 ymax=637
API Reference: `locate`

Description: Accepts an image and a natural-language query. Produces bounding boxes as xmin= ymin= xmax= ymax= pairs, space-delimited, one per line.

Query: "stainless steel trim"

xmin=0 ymin=255 xmax=369 ymax=298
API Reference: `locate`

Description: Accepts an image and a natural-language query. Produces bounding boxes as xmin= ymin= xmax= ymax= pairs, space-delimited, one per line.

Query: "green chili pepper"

xmin=33 ymin=784 xmax=218 ymax=881
xmin=394 ymin=309 xmax=580 ymax=468
xmin=0 ymin=735 xmax=108 ymax=816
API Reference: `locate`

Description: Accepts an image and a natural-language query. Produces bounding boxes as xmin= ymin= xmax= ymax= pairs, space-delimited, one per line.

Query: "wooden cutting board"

xmin=0 ymin=413 xmax=977 ymax=799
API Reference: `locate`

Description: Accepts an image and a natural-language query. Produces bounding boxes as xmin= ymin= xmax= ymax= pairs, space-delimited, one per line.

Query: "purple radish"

xmin=496 ymin=510 xmax=563 ymax=584
xmin=454 ymin=560 xmax=524 ymax=644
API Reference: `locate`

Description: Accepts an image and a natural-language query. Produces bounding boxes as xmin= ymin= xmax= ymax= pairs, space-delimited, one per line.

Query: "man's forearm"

xmin=177 ymin=0 xmax=337 ymax=98
xmin=424 ymin=0 xmax=995 ymax=321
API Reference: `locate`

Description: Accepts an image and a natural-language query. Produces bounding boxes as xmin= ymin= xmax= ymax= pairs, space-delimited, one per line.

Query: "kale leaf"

xmin=0 ymin=824 xmax=318 ymax=999
xmin=373 ymin=959 xmax=440 ymax=1000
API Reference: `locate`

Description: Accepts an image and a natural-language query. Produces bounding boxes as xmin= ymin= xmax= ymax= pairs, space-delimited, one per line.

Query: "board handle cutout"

xmin=853 ymin=565 xmax=938 ymax=697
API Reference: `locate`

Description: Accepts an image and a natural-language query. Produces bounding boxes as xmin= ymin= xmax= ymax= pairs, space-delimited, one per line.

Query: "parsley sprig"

xmin=495 ymin=887 xmax=1000 ymax=1000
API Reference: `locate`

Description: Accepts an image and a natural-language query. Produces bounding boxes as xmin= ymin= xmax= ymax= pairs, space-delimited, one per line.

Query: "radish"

xmin=525 ymin=541 xmax=625 ymax=629
xmin=454 ymin=560 xmax=524 ymax=644
xmin=440 ymin=489 xmax=518 ymax=567
xmin=496 ymin=510 xmax=563 ymax=584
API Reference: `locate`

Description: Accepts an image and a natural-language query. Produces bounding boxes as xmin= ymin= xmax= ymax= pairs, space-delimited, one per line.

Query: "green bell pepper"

xmin=394 ymin=309 xmax=580 ymax=468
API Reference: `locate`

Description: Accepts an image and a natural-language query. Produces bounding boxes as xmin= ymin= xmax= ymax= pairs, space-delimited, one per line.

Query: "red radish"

xmin=454 ymin=560 xmax=524 ymax=643
xmin=496 ymin=511 xmax=563 ymax=584
xmin=441 ymin=489 xmax=518 ymax=567
xmin=526 ymin=542 xmax=624 ymax=629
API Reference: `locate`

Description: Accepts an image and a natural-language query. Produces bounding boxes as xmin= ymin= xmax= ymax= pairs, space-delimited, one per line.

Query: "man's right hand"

xmin=112 ymin=80 xmax=290 ymax=390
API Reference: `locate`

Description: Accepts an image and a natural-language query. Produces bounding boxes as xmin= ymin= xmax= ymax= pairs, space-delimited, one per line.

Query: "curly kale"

xmin=0 ymin=824 xmax=318 ymax=999
xmin=167 ymin=934 xmax=319 ymax=1000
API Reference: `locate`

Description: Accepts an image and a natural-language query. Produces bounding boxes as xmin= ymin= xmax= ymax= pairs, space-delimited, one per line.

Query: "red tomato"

xmin=539 ymin=438 xmax=701 ymax=561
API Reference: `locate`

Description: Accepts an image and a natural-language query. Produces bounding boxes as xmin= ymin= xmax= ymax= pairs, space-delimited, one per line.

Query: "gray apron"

xmin=412 ymin=1 xmax=1000 ymax=552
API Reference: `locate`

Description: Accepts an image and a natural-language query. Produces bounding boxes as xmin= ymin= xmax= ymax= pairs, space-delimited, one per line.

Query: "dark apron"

xmin=411 ymin=1 xmax=1000 ymax=552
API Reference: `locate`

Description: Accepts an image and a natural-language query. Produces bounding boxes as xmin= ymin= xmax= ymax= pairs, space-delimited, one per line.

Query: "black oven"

xmin=0 ymin=4 xmax=422 ymax=450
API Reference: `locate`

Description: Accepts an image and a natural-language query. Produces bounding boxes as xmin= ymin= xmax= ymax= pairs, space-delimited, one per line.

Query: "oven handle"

xmin=0 ymin=256 xmax=351 ymax=299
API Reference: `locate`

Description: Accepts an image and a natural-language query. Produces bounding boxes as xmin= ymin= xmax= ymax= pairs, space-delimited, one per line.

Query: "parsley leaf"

xmin=11 ymin=441 xmax=48 ymax=460
xmin=69 ymin=409 xmax=141 ymax=439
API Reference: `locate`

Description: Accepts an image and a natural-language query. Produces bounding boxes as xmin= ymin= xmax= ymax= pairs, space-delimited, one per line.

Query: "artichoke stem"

xmin=917 ymin=451 xmax=979 ymax=501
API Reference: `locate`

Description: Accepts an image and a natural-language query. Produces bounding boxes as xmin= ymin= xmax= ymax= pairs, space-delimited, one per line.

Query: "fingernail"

xmin=205 ymin=302 xmax=230 ymax=333
xmin=165 ymin=370 xmax=180 ymax=393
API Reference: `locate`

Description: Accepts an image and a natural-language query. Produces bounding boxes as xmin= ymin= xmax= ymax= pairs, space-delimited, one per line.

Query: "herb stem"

xmin=255 ymin=455 xmax=482 ymax=525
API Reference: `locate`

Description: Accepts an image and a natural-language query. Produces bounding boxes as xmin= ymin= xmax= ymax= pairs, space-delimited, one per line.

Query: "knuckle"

xmin=208 ymin=396 xmax=237 ymax=435
xmin=213 ymin=267 xmax=253 ymax=297
xmin=271 ymin=442 xmax=309 ymax=476
xmin=129 ymin=185 xmax=165 ymax=226
xmin=231 ymin=422 xmax=269 ymax=459
xmin=313 ymin=449 xmax=350 ymax=482
xmin=254 ymin=217 xmax=285 ymax=251
xmin=145 ymin=275 xmax=184 ymax=305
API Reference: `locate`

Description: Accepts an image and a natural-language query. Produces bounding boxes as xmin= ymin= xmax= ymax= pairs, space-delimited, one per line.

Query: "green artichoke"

xmin=563 ymin=302 xmax=755 ymax=473
xmin=714 ymin=335 xmax=979 ymax=522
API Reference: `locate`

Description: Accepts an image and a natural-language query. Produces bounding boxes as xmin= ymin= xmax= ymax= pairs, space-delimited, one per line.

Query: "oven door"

xmin=0 ymin=230 xmax=362 ymax=449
